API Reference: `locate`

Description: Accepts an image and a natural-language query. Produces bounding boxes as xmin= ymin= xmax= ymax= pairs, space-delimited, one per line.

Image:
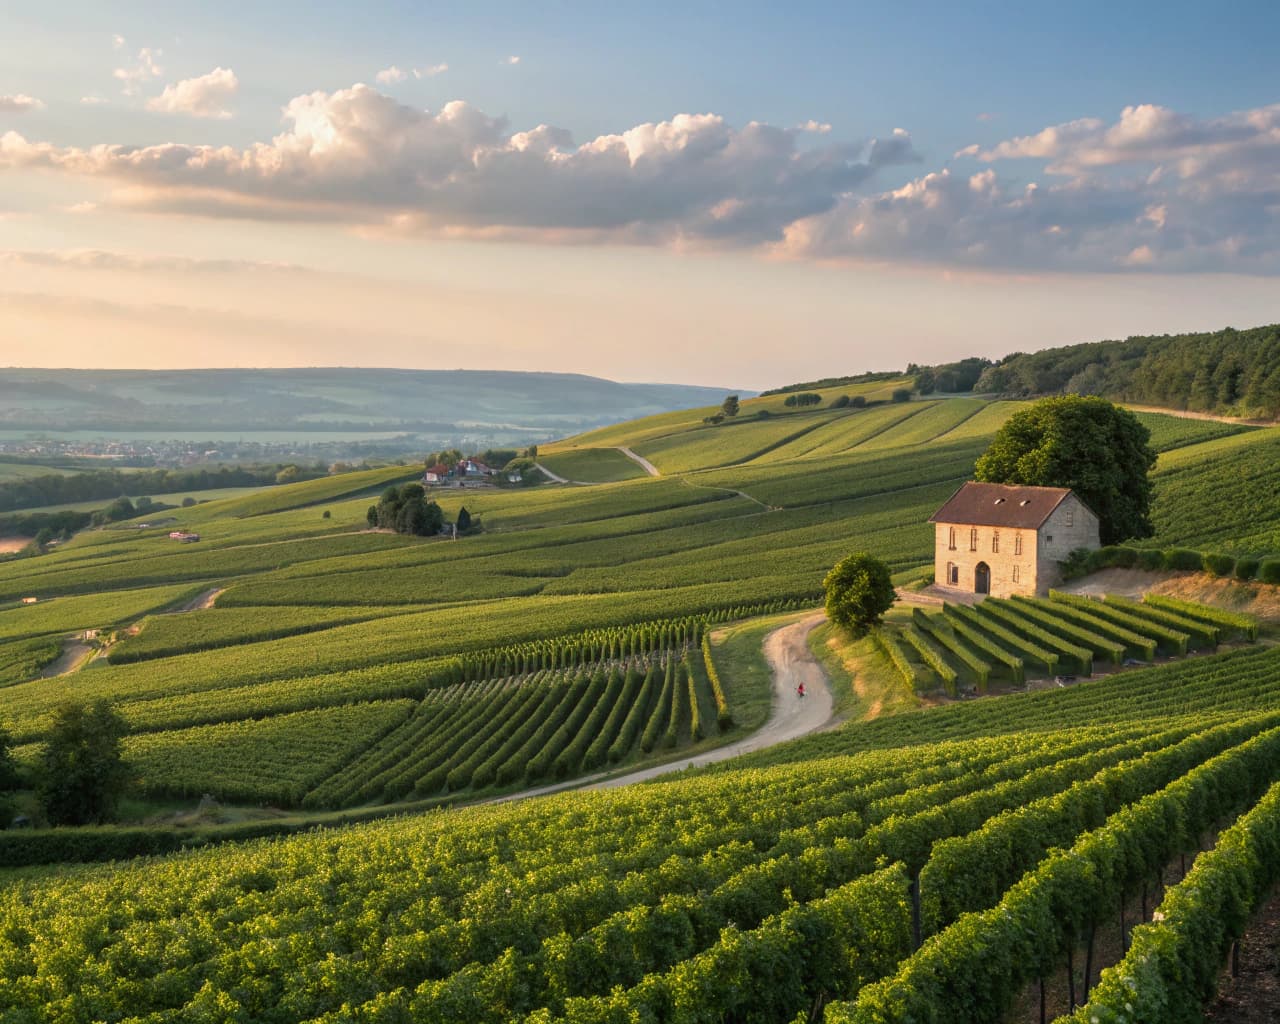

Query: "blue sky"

xmin=1 ymin=2 xmax=1277 ymax=387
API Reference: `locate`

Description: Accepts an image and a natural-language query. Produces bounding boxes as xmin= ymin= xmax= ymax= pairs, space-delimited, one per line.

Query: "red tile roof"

xmin=929 ymin=481 xmax=1079 ymax=529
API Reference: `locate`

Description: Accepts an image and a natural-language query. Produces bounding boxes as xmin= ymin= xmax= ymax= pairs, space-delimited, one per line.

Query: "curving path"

xmin=616 ymin=446 xmax=661 ymax=477
xmin=486 ymin=612 xmax=834 ymax=805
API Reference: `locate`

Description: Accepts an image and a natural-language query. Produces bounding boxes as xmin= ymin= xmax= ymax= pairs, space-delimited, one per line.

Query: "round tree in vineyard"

xmin=823 ymin=552 xmax=895 ymax=638
xmin=974 ymin=395 xmax=1157 ymax=545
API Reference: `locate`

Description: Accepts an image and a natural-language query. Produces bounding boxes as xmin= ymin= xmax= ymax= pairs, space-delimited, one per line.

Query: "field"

xmin=2 ymin=392 xmax=1279 ymax=1021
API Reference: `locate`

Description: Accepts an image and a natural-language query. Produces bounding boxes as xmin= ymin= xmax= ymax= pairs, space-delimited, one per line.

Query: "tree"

xmin=891 ymin=388 xmax=912 ymax=403
xmin=914 ymin=368 xmax=937 ymax=395
xmin=974 ymin=395 xmax=1156 ymax=544
xmin=37 ymin=701 xmax=131 ymax=826
xmin=366 ymin=504 xmax=380 ymax=528
xmin=721 ymin=395 xmax=740 ymax=418
xmin=823 ymin=552 xmax=895 ymax=638
xmin=275 ymin=465 xmax=300 ymax=485
xmin=456 ymin=506 xmax=472 ymax=533
xmin=0 ymin=726 xmax=18 ymax=828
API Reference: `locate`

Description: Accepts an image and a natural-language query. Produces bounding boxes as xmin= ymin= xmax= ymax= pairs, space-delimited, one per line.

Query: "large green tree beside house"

xmin=975 ymin=395 xmax=1157 ymax=545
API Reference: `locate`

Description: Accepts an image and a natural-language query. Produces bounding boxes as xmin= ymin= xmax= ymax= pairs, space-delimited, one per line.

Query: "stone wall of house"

xmin=932 ymin=493 xmax=1102 ymax=599
xmin=934 ymin=522 xmax=1038 ymax=599
xmin=1035 ymin=495 xmax=1102 ymax=592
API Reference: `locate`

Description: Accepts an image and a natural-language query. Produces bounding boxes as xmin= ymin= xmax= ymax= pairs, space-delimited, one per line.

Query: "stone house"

xmin=929 ymin=482 xmax=1100 ymax=598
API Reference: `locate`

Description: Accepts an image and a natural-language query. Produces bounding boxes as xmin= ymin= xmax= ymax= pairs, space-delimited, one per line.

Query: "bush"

xmin=850 ymin=395 xmax=867 ymax=408
xmin=823 ymin=552 xmax=895 ymax=638
xmin=1235 ymin=557 xmax=1260 ymax=581
xmin=890 ymin=388 xmax=912 ymax=403
xmin=1165 ymin=548 xmax=1204 ymax=571
xmin=1259 ymin=559 xmax=1280 ymax=585
xmin=1091 ymin=545 xmax=1137 ymax=570
xmin=1202 ymin=552 xmax=1236 ymax=578
xmin=1136 ymin=548 xmax=1167 ymax=571
xmin=1059 ymin=548 xmax=1094 ymax=581
xmin=831 ymin=395 xmax=850 ymax=408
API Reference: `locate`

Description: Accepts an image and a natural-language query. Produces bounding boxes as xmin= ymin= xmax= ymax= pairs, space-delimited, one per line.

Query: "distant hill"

xmin=0 ymin=368 xmax=743 ymax=439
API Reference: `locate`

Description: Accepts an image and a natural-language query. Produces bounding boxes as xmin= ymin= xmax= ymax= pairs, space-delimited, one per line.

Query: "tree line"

xmin=0 ymin=464 xmax=330 ymax=514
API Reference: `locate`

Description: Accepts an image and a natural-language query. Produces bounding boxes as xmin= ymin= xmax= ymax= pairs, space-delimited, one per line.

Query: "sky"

xmin=1 ymin=1 xmax=1278 ymax=390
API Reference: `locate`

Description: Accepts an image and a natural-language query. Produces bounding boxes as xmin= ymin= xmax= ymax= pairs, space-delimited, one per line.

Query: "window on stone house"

xmin=1012 ymin=565 xmax=1020 ymax=583
xmin=1065 ymin=509 xmax=1074 ymax=527
xmin=992 ymin=531 xmax=999 ymax=554
xmin=970 ymin=528 xmax=978 ymax=551
xmin=948 ymin=526 xmax=956 ymax=550
xmin=1014 ymin=533 xmax=1022 ymax=555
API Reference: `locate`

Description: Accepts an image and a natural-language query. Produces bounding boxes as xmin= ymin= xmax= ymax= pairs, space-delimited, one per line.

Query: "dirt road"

xmin=40 ymin=641 xmax=95 ymax=678
xmin=616 ymin=446 xmax=661 ymax=477
xmin=486 ymin=613 xmax=835 ymax=804
xmin=534 ymin=462 xmax=572 ymax=484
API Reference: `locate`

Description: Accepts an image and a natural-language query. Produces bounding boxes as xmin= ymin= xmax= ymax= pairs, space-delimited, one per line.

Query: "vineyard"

xmin=873 ymin=592 xmax=1256 ymax=696
xmin=4 ymin=642 xmax=1280 ymax=1022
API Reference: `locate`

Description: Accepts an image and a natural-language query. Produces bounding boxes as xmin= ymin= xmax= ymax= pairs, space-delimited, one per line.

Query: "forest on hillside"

xmin=771 ymin=324 xmax=1280 ymax=419
xmin=970 ymin=324 xmax=1280 ymax=417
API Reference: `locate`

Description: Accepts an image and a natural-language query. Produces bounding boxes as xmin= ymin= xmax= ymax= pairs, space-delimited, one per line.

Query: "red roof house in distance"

xmin=929 ymin=482 xmax=1100 ymax=597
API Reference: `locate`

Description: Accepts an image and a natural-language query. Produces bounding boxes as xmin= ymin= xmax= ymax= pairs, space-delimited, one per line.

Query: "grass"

xmin=707 ymin=609 xmax=814 ymax=731
xmin=808 ymin=615 xmax=926 ymax=719
xmin=537 ymin=448 xmax=648 ymax=483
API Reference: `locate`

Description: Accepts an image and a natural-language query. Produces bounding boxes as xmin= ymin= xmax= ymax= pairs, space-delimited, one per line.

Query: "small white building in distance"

xmin=929 ymin=482 xmax=1101 ymax=598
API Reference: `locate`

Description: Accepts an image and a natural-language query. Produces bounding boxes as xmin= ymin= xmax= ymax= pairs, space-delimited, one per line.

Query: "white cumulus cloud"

xmin=146 ymin=68 xmax=239 ymax=119
xmin=782 ymin=101 xmax=1280 ymax=273
xmin=113 ymin=47 xmax=163 ymax=96
xmin=0 ymin=95 xmax=44 ymax=113
xmin=504 ymin=55 xmax=521 ymax=65
xmin=376 ymin=63 xmax=447 ymax=84
xmin=0 ymin=85 xmax=918 ymax=248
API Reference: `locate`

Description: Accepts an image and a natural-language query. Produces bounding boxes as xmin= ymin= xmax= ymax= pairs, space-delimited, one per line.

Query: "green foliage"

xmin=1261 ymin=559 xmax=1280 ymax=584
xmin=975 ymin=395 xmax=1156 ymax=544
xmin=1202 ymin=551 xmax=1236 ymax=577
xmin=824 ymin=552 xmax=895 ymax=638
xmin=890 ymin=388 xmax=912 ymax=403
xmin=1165 ymin=547 xmax=1203 ymax=570
xmin=1065 ymin=780 xmax=1280 ymax=1024
xmin=1235 ymin=556 xmax=1260 ymax=581
xmin=372 ymin=482 xmax=444 ymax=537
xmin=37 ymin=701 xmax=131 ymax=825
xmin=783 ymin=392 xmax=822 ymax=407
xmin=721 ymin=394 xmax=740 ymax=417
xmin=972 ymin=322 xmax=1280 ymax=417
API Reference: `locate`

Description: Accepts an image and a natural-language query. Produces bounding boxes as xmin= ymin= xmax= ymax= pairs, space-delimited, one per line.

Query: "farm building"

xmin=929 ymin=482 xmax=1100 ymax=598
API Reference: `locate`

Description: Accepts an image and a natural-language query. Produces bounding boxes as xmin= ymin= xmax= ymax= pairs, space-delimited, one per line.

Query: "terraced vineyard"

xmin=876 ymin=592 xmax=1254 ymax=696
xmin=5 ymin=643 xmax=1280 ymax=1022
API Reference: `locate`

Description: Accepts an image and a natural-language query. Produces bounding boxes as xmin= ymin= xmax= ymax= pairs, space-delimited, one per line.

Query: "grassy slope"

xmin=2 ymin=395 xmax=1280 ymax=809
xmin=536 ymin=448 xmax=648 ymax=483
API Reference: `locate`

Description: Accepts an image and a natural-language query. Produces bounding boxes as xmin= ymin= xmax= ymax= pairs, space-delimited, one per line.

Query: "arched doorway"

xmin=974 ymin=562 xmax=991 ymax=595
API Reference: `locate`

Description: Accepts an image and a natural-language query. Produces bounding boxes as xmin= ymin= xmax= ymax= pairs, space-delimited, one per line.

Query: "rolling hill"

xmin=1 ymin=386 xmax=1279 ymax=1022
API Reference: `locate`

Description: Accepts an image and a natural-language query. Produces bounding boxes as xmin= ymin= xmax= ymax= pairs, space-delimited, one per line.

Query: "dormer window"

xmin=1019 ymin=499 xmax=1031 ymax=506
xmin=993 ymin=497 xmax=1006 ymax=504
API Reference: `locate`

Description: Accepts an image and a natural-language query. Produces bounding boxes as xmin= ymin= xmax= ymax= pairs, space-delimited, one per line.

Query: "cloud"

xmin=504 ymin=55 xmax=521 ymax=65
xmin=779 ymin=100 xmax=1280 ymax=273
xmin=80 ymin=96 xmax=109 ymax=106
xmin=976 ymin=112 xmax=996 ymax=122
xmin=114 ymin=47 xmax=163 ymax=96
xmin=145 ymin=67 xmax=239 ymax=119
xmin=796 ymin=120 xmax=832 ymax=134
xmin=0 ymin=85 xmax=919 ymax=248
xmin=376 ymin=63 xmax=447 ymax=84
xmin=112 ymin=34 xmax=125 ymax=50
xmin=0 ymin=95 xmax=44 ymax=114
